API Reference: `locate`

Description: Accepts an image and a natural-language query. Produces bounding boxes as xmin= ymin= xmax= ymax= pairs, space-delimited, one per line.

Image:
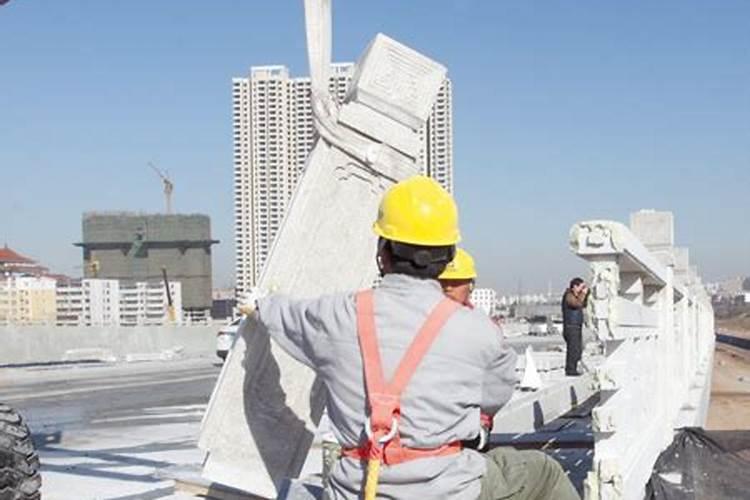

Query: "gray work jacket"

xmin=257 ymin=273 xmax=518 ymax=500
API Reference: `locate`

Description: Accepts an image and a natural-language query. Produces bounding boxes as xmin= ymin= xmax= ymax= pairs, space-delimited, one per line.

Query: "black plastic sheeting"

xmin=646 ymin=427 xmax=750 ymax=499
xmin=716 ymin=333 xmax=750 ymax=351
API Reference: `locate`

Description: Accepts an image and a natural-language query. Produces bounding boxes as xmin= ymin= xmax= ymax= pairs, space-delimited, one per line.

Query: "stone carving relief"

xmin=570 ymin=221 xmax=625 ymax=255
xmin=588 ymin=260 xmax=620 ymax=341
xmin=333 ymin=162 xmax=389 ymax=195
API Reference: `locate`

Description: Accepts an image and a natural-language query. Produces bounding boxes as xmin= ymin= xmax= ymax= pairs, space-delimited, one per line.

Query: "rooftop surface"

xmin=0 ymin=335 xmax=599 ymax=499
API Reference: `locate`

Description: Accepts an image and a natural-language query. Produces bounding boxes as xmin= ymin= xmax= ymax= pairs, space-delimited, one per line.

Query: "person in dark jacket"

xmin=561 ymin=277 xmax=589 ymax=376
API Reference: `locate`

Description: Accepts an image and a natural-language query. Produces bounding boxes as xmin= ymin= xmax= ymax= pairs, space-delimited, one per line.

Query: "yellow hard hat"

xmin=439 ymin=248 xmax=477 ymax=280
xmin=373 ymin=176 xmax=460 ymax=246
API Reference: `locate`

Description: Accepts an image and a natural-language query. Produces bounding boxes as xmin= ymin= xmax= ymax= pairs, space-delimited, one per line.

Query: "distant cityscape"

xmin=2 ymin=60 xmax=746 ymax=329
xmin=0 ymin=237 xmax=602 ymax=329
xmin=0 ymin=211 xmax=222 ymax=326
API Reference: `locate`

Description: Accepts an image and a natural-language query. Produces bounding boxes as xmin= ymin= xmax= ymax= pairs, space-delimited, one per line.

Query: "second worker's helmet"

xmin=439 ymin=248 xmax=477 ymax=280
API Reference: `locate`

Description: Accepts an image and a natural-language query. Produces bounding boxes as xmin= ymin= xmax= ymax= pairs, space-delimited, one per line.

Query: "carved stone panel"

xmin=198 ymin=30 xmax=447 ymax=497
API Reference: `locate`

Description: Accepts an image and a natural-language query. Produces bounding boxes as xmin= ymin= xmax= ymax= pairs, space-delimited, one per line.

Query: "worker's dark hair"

xmin=569 ymin=277 xmax=584 ymax=289
xmin=379 ymin=238 xmax=455 ymax=280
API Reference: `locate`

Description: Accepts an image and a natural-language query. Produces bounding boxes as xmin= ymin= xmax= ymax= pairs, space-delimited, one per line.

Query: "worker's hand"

xmin=477 ymin=412 xmax=493 ymax=452
xmin=461 ymin=413 xmax=493 ymax=452
xmin=237 ymin=287 xmax=269 ymax=316
xmin=461 ymin=424 xmax=491 ymax=452
xmin=477 ymin=425 xmax=490 ymax=451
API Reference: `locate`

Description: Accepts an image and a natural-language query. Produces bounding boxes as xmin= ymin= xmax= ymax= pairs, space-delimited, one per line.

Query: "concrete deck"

xmin=0 ymin=336 xmax=597 ymax=499
xmin=1 ymin=358 xmax=221 ymax=500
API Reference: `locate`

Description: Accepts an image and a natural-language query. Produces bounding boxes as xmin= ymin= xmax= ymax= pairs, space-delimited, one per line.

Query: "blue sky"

xmin=1 ymin=1 xmax=748 ymax=292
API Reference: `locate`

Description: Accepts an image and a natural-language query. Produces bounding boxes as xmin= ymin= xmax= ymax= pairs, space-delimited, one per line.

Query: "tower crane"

xmin=148 ymin=161 xmax=174 ymax=214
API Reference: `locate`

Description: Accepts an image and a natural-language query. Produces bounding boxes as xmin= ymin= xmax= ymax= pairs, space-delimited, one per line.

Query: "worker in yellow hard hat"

xmin=439 ymin=248 xmax=477 ymax=307
xmin=243 ymin=175 xmax=578 ymax=500
xmin=372 ymin=175 xmax=460 ymax=276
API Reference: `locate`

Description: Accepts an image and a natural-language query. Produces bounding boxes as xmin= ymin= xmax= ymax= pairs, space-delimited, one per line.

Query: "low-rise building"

xmin=212 ymin=288 xmax=237 ymax=320
xmin=471 ymin=287 xmax=497 ymax=316
xmin=0 ymin=276 xmax=57 ymax=325
xmin=56 ymin=279 xmax=121 ymax=327
xmin=119 ymin=281 xmax=182 ymax=326
xmin=0 ymin=245 xmax=49 ymax=277
xmin=56 ymin=280 xmax=84 ymax=326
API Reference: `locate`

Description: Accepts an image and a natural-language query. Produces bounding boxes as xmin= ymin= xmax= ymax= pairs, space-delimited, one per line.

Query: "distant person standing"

xmin=561 ymin=278 xmax=589 ymax=376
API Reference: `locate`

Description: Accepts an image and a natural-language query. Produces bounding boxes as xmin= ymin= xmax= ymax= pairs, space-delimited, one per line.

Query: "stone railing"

xmin=570 ymin=210 xmax=714 ymax=500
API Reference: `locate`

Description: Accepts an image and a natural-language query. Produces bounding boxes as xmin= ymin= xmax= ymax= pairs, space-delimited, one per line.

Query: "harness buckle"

xmin=365 ymin=415 xmax=399 ymax=444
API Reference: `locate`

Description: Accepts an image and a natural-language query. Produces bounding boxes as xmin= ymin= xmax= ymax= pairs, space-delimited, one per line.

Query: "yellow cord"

xmin=364 ymin=458 xmax=381 ymax=500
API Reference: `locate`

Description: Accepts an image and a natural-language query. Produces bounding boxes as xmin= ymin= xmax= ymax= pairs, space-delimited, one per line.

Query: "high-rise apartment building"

xmin=233 ymin=63 xmax=453 ymax=293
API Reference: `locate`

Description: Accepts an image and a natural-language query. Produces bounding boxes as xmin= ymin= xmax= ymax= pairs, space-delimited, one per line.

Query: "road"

xmin=707 ymin=341 xmax=750 ymax=430
xmin=1 ymin=357 xmax=222 ymax=500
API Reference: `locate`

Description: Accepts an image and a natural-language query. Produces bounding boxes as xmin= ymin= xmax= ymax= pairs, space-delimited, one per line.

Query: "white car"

xmin=528 ymin=315 xmax=550 ymax=336
xmin=549 ymin=318 xmax=564 ymax=335
xmin=216 ymin=318 xmax=242 ymax=360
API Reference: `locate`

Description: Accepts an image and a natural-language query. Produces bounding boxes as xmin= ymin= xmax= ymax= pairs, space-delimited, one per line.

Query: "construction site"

xmin=1 ymin=1 xmax=749 ymax=500
xmin=76 ymin=212 xmax=218 ymax=320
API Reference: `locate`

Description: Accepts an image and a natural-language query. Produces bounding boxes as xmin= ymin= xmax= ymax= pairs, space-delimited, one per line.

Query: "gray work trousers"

xmin=563 ymin=325 xmax=583 ymax=375
xmin=478 ymin=447 xmax=580 ymax=500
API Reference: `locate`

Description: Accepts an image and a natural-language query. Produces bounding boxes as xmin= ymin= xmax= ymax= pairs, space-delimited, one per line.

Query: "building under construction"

xmin=75 ymin=212 xmax=218 ymax=318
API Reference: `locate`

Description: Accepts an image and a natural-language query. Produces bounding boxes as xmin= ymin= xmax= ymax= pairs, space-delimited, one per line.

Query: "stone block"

xmin=338 ymin=101 xmax=421 ymax=157
xmin=673 ymin=247 xmax=690 ymax=275
xmin=348 ymin=33 xmax=447 ymax=130
xmin=629 ymin=210 xmax=674 ymax=250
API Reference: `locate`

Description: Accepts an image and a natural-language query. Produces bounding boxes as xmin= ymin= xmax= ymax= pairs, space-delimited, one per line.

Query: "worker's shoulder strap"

xmin=355 ymin=289 xmax=461 ymax=398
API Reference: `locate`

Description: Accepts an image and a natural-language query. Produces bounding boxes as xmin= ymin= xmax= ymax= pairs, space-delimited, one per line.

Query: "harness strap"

xmin=341 ymin=441 xmax=462 ymax=464
xmin=356 ymin=290 xmax=461 ymax=398
xmin=387 ymin=295 xmax=462 ymax=396
xmin=351 ymin=290 xmax=462 ymax=466
xmin=355 ymin=290 xmax=387 ymax=402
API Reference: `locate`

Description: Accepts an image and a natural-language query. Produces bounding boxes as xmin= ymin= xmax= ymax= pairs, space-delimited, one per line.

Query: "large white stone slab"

xmin=198 ymin=28 xmax=446 ymax=498
xmin=629 ymin=209 xmax=674 ymax=250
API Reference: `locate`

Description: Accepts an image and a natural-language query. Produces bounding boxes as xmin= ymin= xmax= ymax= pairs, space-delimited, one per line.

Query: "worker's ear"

xmin=376 ymin=238 xmax=391 ymax=275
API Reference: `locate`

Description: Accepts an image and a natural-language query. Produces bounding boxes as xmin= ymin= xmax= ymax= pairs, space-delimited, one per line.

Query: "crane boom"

xmin=148 ymin=162 xmax=174 ymax=214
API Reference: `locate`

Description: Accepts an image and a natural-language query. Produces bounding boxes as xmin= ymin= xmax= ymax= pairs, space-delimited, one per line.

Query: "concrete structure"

xmin=0 ymin=276 xmax=57 ymax=325
xmin=570 ymin=211 xmax=714 ymax=499
xmin=0 ymin=324 xmax=215 ymax=366
xmin=75 ymin=212 xmax=218 ymax=315
xmin=199 ymin=2 xmax=449 ymax=491
xmin=56 ymin=279 xmax=121 ymax=327
xmin=233 ymin=64 xmax=453 ymax=293
xmin=119 ymin=281 xmax=183 ymax=326
xmin=470 ymin=287 xmax=497 ymax=315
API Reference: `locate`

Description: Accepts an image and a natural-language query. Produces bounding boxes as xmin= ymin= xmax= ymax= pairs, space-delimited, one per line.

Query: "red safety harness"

xmin=341 ymin=290 xmax=463 ymax=466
